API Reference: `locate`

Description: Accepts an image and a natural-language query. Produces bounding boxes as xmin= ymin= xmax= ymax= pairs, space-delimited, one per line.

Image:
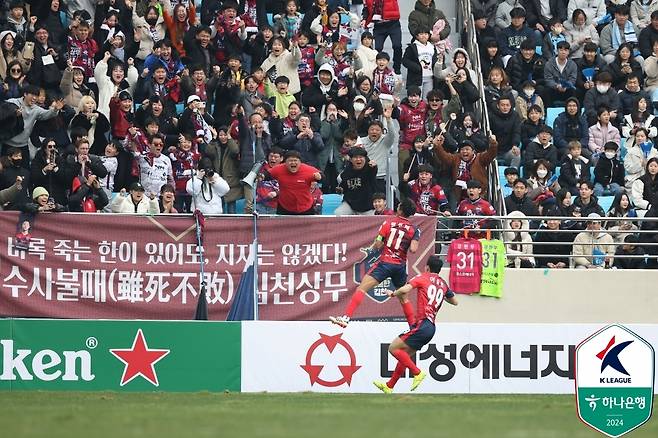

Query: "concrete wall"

xmin=440 ymin=269 xmax=658 ymax=323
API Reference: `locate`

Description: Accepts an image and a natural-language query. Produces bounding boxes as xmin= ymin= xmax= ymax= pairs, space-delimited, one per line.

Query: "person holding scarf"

xmin=600 ymin=5 xmax=642 ymax=64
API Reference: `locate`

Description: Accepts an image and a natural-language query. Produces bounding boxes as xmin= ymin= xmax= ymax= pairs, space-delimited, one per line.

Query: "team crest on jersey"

xmin=352 ymin=247 xmax=394 ymax=303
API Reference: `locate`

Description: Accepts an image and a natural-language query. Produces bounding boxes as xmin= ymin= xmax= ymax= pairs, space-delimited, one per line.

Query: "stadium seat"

xmin=545 ymin=107 xmax=563 ymax=129
xmin=235 ymin=198 xmax=246 ymax=214
xmin=267 ymin=13 xmax=274 ymax=26
xmin=175 ymin=103 xmax=185 ymax=114
xmin=498 ymin=166 xmax=508 ymax=184
xmin=599 ymin=196 xmax=614 ymax=212
xmin=321 ymin=194 xmax=343 ymax=215
xmin=535 ymin=46 xmax=542 ymax=56
xmin=620 ymin=138 xmax=627 ymax=161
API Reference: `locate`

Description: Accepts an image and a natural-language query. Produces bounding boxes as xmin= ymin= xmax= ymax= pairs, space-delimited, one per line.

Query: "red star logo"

xmin=110 ymin=329 xmax=170 ymax=387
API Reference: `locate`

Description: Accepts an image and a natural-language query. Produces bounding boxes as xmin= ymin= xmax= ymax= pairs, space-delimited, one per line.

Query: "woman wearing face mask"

xmin=527 ymin=159 xmax=561 ymax=201
xmin=132 ymin=4 xmax=169 ymax=64
xmin=621 ymin=96 xmax=658 ymax=141
xmin=515 ymin=80 xmax=545 ymax=120
xmin=351 ymin=95 xmax=376 ymax=137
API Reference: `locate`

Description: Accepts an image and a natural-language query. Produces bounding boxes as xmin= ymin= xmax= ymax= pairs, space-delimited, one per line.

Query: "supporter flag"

xmin=226 ymin=240 xmax=257 ymax=321
xmin=193 ymin=209 xmax=208 ymax=320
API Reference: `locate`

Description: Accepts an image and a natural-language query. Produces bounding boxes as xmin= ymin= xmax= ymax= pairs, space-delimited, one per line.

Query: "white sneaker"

xmin=329 ymin=315 xmax=350 ymax=328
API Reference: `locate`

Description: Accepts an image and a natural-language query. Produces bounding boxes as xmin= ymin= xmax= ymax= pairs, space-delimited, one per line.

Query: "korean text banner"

xmin=0 ymin=213 xmax=437 ymax=320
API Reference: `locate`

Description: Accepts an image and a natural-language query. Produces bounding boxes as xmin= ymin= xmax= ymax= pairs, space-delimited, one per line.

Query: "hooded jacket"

xmin=301 ymin=64 xmax=344 ymax=114
xmin=625 ymin=142 xmax=658 ymax=190
xmin=435 ymin=48 xmax=478 ymax=84
xmin=504 ymin=210 xmax=536 ymax=266
xmin=408 ymin=0 xmax=451 ymax=39
xmin=553 ymin=99 xmax=589 ymax=152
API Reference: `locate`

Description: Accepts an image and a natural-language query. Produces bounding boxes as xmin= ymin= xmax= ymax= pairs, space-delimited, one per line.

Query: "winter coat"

xmin=471 ymin=0 xmax=499 ymax=26
xmin=505 ymin=52 xmax=545 ymax=91
xmin=583 ymin=88 xmax=622 ymax=126
xmin=68 ymin=184 xmax=109 ymax=212
xmin=524 ymin=139 xmax=559 ymax=171
xmin=260 ymin=45 xmax=302 ymax=95
xmin=505 ymin=193 xmax=540 ymax=217
xmin=132 ymin=1 xmax=170 ymax=60
xmin=544 ymin=57 xmax=578 ymax=91
xmin=573 ymin=195 xmax=606 ymax=217
xmin=607 ymin=59 xmax=644 ymax=90
xmin=572 ymin=229 xmax=615 ymax=268
xmin=575 ymin=54 xmax=607 ymax=90
xmin=639 ymin=22 xmax=658 ymax=58
xmin=433 ymin=138 xmax=498 ymax=198
xmin=621 ymin=113 xmax=658 ymax=138
xmin=30 ymin=149 xmax=70 ymax=205
xmin=301 ymin=65 xmax=345 ymax=114
xmin=594 ymin=156 xmax=625 ymax=187
xmin=559 ymin=155 xmax=592 ymax=189
xmin=236 ymin=115 xmax=271 ymax=174
xmin=495 ymin=0 xmax=524 ymax=30
xmin=435 ymin=48 xmax=478 ymax=84
xmin=111 ymin=193 xmax=160 ymax=214
xmin=363 ymin=0 xmax=401 ymax=25
xmin=408 ymin=0 xmax=451 ymax=40
xmin=354 ymin=44 xmax=377 ymax=79
xmin=403 ymin=41 xmax=439 ymax=88
xmin=633 ymin=0 xmax=658 ymax=29
xmin=624 ymin=143 xmax=658 ymax=190
xmin=554 ymin=111 xmax=589 ymax=152
xmin=319 ymin=118 xmax=348 ymax=173
xmin=356 ymin=117 xmax=398 ymax=179
xmin=600 ymin=21 xmax=641 ymax=57
xmin=534 ymin=224 xmax=570 ymax=267
xmin=94 ymin=58 xmax=138 ymax=120
xmin=631 ymin=172 xmax=658 ymax=210
xmin=564 ymin=21 xmax=599 ymax=59
xmin=186 ymin=173 xmax=231 ymax=214
xmin=279 ymin=128 xmax=325 ymax=168
xmin=619 ymin=89 xmax=651 ymax=116
xmin=498 ymin=24 xmax=536 ymax=57
xmin=205 ymin=140 xmax=243 ymax=203
xmin=26 ymin=44 xmax=65 ymax=90
xmin=504 ymin=211 xmax=536 ymax=266
xmin=643 ymin=55 xmax=658 ymax=91
xmin=489 ymin=107 xmax=522 ymax=153
xmin=588 ymin=123 xmax=621 ymax=154
xmin=60 ymin=66 xmax=95 ymax=109
xmin=69 ymin=112 xmax=111 ymax=156
xmin=567 ymin=0 xmax=607 ymax=25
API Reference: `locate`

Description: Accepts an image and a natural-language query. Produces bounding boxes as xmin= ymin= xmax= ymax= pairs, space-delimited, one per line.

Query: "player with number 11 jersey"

xmin=330 ymin=200 xmax=420 ymax=328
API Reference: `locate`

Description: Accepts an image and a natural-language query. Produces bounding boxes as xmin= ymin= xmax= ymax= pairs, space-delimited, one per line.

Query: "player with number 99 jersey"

xmin=377 ymin=216 xmax=420 ymax=265
xmin=408 ymin=272 xmax=453 ymax=323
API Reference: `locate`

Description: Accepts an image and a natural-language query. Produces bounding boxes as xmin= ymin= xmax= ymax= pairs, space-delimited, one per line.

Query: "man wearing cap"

xmin=498 ymin=7 xmax=536 ymax=60
xmin=433 ymin=134 xmax=498 ymax=203
xmin=111 ymin=181 xmax=160 ymax=214
xmin=265 ymin=150 xmax=322 ymax=215
xmin=401 ymin=163 xmax=451 ymax=216
xmin=179 ymin=94 xmax=216 ymax=145
xmin=572 ymin=213 xmax=615 ymax=268
xmin=335 ymin=147 xmax=378 ymax=215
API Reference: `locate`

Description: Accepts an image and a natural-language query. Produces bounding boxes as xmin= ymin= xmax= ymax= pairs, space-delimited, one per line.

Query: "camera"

xmin=204 ymin=169 xmax=215 ymax=178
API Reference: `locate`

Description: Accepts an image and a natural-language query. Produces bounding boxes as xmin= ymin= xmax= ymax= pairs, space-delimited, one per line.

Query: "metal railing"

xmin=433 ymin=215 xmax=658 ymax=267
xmin=457 ymin=0 xmax=507 ymax=216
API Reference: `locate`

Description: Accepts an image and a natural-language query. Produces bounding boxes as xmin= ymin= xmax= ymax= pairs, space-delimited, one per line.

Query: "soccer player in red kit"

xmin=374 ymin=255 xmax=458 ymax=393
xmin=330 ymin=199 xmax=420 ymax=328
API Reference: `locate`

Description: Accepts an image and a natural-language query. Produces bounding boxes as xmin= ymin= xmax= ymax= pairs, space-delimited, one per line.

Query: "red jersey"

xmin=409 ymin=272 xmax=453 ymax=323
xmin=408 ymin=181 xmax=449 ymax=215
xmin=268 ymin=163 xmax=319 ymax=212
xmin=446 ymin=237 xmax=483 ymax=294
xmin=456 ymin=197 xmax=496 ymax=229
xmin=377 ymin=216 xmax=420 ymax=265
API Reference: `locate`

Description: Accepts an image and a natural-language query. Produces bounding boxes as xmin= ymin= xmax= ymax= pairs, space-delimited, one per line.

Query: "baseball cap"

xmin=129 ymin=182 xmax=145 ymax=192
xmin=187 ymin=95 xmax=201 ymax=105
xmin=587 ymin=213 xmax=602 ymax=222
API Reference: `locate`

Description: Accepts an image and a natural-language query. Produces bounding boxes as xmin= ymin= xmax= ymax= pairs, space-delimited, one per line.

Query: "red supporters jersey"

xmin=377 ymin=217 xmax=420 ymax=264
xmin=409 ymin=272 xmax=452 ymax=323
xmin=456 ymin=197 xmax=496 ymax=229
xmin=408 ymin=181 xmax=449 ymax=215
xmin=446 ymin=238 xmax=483 ymax=294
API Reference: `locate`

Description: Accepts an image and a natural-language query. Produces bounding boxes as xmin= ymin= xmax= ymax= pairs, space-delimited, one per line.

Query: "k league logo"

xmin=575 ymin=324 xmax=655 ymax=438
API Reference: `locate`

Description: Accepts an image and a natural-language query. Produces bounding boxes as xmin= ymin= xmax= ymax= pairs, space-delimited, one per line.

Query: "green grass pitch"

xmin=2 ymin=392 xmax=656 ymax=438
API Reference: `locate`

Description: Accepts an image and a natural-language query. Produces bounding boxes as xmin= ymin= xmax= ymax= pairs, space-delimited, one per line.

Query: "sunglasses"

xmin=47 ymin=144 xmax=56 ymax=149
xmin=10 ymin=68 xmax=21 ymax=73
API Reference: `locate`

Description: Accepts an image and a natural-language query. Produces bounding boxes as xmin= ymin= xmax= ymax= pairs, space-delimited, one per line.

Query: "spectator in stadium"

xmin=488 ymin=95 xmax=521 ymax=168
xmin=505 ymin=178 xmax=540 ymax=217
xmin=559 ymin=141 xmax=592 ymax=194
xmin=506 ymin=38 xmax=545 ymax=95
xmin=372 ymin=192 xmax=394 ymax=215
xmin=60 ymin=62 xmax=94 ymax=109
xmin=279 ymin=113 xmax=324 ymax=168
xmin=433 ymin=135 xmax=498 ymax=201
xmin=186 ymin=157 xmax=231 ymax=214
xmin=443 ymin=112 xmax=489 ymax=153
xmin=608 ymin=44 xmax=643 ymax=91
xmin=515 ymin=80 xmax=544 ymax=121
xmin=0 ymin=60 xmax=28 ymax=101
xmin=234 ymin=106 xmax=270 ymax=213
xmin=621 ymin=97 xmax=657 ymax=140
xmin=540 ymin=17 xmax=568 ymax=61
xmin=335 ymin=147 xmax=377 ymax=215
xmin=184 ymin=25 xmax=216 ymax=75
xmin=143 ymin=39 xmax=185 ymax=82
xmin=111 ymin=181 xmax=159 ymax=214
xmin=69 ymin=96 xmax=111 ymax=156
xmin=613 ymin=235 xmax=647 ymax=269
xmin=363 ymin=0 xmax=403 ymax=74
xmin=502 ymin=166 xmax=519 ymax=196
xmin=353 ymin=31 xmax=378 ymax=79
xmin=168 ymin=133 xmax=200 ymax=213
xmin=356 ymin=107 xmax=396 ymax=193
xmin=574 ymin=181 xmax=606 ymax=218
xmin=30 ymin=138 xmax=67 ymax=205
xmin=534 ymin=210 xmax=570 ymax=268
xmin=624 ymin=127 xmax=658 ymax=191
xmin=408 ymin=0 xmax=451 ymax=45
xmin=0 ymin=146 xmax=30 ymax=209
xmin=527 ymin=158 xmax=561 ymax=208
xmin=631 ymin=157 xmax=658 ymax=213
xmin=583 ymin=72 xmax=622 ymax=126
xmin=594 ymin=142 xmax=625 ymax=197
xmin=572 ymin=213 xmax=616 ymax=268
xmin=631 ymin=0 xmax=658 ymax=30
xmin=498 ymin=7 xmax=536 ymax=60
xmin=319 ymin=102 xmax=349 ymax=192
xmin=456 ymin=179 xmax=497 ymax=232
xmin=543 ymin=41 xmax=577 ymax=106
xmin=436 ymin=48 xmax=478 ymax=88
xmin=401 ymin=136 xmax=437 ymax=182
xmin=554 ymin=97 xmax=589 ymax=160
xmin=310 ymin=8 xmax=360 ymax=50
xmin=94 ymin=52 xmax=138 ymax=120
xmin=265 ymin=150 xmax=322 ymax=215
xmin=397 ymin=86 xmax=427 ymax=169
xmin=68 ymin=173 xmax=109 ymax=212
xmin=639 ymin=11 xmax=658 ymax=59
xmin=588 ymin=106 xmax=621 ymax=162
xmin=403 ymin=27 xmax=438 ymax=99
xmin=22 ymin=186 xmax=66 ymax=213
xmin=606 ymin=192 xmax=639 ymax=243
xmin=479 ymin=39 xmax=504 ymax=80
xmin=564 ymin=9 xmax=599 ymax=60
xmin=575 ymin=42 xmax=606 ymax=100
xmin=524 ymin=125 xmax=559 ymax=171
xmin=27 ymin=25 xmax=65 ymax=92
xmin=472 ymin=0 xmax=498 ymax=26
xmin=640 ymin=202 xmax=658 ymax=267
xmin=504 ymin=210 xmax=535 ymax=268
xmin=132 ymin=4 xmax=170 ymax=64
xmin=600 ymin=5 xmax=641 ymax=64
xmin=401 ymin=163 xmax=451 ymax=216
xmin=301 ymin=64 xmax=343 ymax=117
xmin=163 ymin=2 xmax=197 ymax=58
xmin=447 ymin=67 xmax=480 ymax=115
xmin=619 ymin=75 xmax=650 ymax=118
xmin=260 ymin=37 xmax=301 ymax=96
xmin=495 ymin=0 xmax=524 ymax=31
xmin=483 ymin=66 xmax=515 ymax=107
xmin=158 ymin=184 xmax=177 ymax=214
xmin=273 ymin=1 xmax=303 ymax=40
xmin=520 ymin=104 xmax=544 ymax=149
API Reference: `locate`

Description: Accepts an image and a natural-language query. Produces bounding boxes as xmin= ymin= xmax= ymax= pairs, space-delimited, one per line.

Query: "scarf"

xmin=457 ymin=155 xmax=475 ymax=182
xmin=611 ymin=21 xmax=637 ymax=50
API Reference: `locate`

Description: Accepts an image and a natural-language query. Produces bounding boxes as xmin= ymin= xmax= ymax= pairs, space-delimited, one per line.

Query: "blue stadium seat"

xmin=322 ymin=194 xmax=343 ymax=215
xmin=599 ymin=196 xmax=614 ymax=212
xmin=535 ymin=46 xmax=542 ymax=56
xmin=175 ymin=103 xmax=185 ymax=114
xmin=545 ymin=107 xmax=563 ymax=129
xmin=267 ymin=13 xmax=274 ymax=26
xmin=498 ymin=165 xmax=508 ymax=184
xmin=235 ymin=198 xmax=246 ymax=214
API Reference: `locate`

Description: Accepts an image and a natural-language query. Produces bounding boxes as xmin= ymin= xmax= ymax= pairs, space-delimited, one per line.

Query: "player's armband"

xmin=376 ymin=235 xmax=384 ymax=242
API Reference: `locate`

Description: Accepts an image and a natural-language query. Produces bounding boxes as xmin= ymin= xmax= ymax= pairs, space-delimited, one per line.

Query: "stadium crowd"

xmin=0 ymin=0 xmax=655 ymax=268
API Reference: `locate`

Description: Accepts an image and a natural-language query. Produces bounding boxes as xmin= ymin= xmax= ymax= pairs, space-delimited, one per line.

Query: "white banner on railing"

xmin=241 ymin=322 xmax=658 ymax=394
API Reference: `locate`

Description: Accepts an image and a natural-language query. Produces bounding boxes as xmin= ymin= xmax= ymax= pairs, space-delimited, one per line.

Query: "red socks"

xmin=387 ymin=361 xmax=405 ymax=388
xmin=401 ymin=301 xmax=415 ymax=326
xmin=344 ymin=289 xmax=365 ymax=318
xmin=391 ymin=349 xmax=420 ymax=376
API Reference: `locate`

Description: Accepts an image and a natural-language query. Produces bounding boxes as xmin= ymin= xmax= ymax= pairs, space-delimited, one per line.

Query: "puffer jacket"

xmin=503 ymin=210 xmax=535 ymax=266
xmin=408 ymin=0 xmax=451 ymax=39
xmin=564 ymin=20 xmax=599 ymax=59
